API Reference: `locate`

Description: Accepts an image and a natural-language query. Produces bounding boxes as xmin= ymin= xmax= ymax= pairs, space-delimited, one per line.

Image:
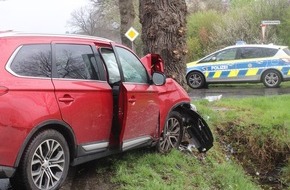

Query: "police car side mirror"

xmin=211 ymin=56 xmax=217 ymax=61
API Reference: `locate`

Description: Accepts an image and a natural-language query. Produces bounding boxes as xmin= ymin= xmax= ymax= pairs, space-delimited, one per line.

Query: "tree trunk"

xmin=139 ymin=0 xmax=188 ymax=88
xmin=119 ymin=0 xmax=135 ymax=49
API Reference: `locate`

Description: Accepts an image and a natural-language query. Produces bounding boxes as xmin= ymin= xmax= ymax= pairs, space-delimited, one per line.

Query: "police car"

xmin=186 ymin=43 xmax=290 ymax=89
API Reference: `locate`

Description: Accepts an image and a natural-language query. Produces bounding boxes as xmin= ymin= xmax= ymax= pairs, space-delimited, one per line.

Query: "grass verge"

xmin=112 ymin=148 xmax=260 ymax=190
xmin=194 ymin=95 xmax=290 ymax=189
xmin=110 ymin=95 xmax=289 ymax=189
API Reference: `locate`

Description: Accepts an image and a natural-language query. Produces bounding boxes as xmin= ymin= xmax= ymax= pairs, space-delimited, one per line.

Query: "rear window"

xmin=263 ymin=48 xmax=278 ymax=57
xmin=10 ymin=44 xmax=51 ymax=77
xmin=283 ymin=48 xmax=290 ymax=56
xmin=239 ymin=47 xmax=278 ymax=59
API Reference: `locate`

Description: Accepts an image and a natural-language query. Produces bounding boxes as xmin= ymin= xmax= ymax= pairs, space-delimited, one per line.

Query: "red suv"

xmin=0 ymin=32 xmax=213 ymax=190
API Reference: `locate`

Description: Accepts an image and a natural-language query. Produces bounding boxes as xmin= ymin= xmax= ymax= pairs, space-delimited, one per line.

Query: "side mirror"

xmin=152 ymin=72 xmax=166 ymax=86
xmin=211 ymin=56 xmax=217 ymax=61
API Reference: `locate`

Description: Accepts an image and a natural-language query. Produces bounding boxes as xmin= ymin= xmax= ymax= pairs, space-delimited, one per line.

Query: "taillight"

xmin=0 ymin=86 xmax=8 ymax=96
xmin=282 ymin=58 xmax=290 ymax=63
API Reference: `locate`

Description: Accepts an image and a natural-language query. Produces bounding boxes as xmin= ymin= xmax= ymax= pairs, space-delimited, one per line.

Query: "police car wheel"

xmin=186 ymin=71 xmax=205 ymax=89
xmin=262 ymin=70 xmax=281 ymax=88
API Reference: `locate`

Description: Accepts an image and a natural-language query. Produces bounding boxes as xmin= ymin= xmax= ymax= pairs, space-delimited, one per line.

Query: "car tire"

xmin=262 ymin=70 xmax=282 ymax=88
xmin=10 ymin=130 xmax=70 ymax=190
xmin=186 ymin=71 xmax=205 ymax=89
xmin=157 ymin=111 xmax=183 ymax=153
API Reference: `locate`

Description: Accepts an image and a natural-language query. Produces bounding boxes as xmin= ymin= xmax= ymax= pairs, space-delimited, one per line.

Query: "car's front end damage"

xmin=178 ymin=104 xmax=214 ymax=153
xmin=141 ymin=53 xmax=214 ymax=153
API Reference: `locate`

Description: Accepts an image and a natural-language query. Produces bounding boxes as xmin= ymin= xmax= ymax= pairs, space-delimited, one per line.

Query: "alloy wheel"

xmin=265 ymin=72 xmax=279 ymax=87
xmin=159 ymin=116 xmax=182 ymax=152
xmin=31 ymin=139 xmax=65 ymax=190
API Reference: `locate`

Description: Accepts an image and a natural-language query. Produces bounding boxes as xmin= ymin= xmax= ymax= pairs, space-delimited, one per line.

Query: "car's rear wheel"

xmin=262 ymin=70 xmax=282 ymax=88
xmin=157 ymin=111 xmax=183 ymax=153
xmin=186 ymin=71 xmax=205 ymax=89
xmin=10 ymin=130 xmax=70 ymax=190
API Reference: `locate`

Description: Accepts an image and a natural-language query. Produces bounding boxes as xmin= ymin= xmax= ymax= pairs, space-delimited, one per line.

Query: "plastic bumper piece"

xmin=0 ymin=166 xmax=15 ymax=178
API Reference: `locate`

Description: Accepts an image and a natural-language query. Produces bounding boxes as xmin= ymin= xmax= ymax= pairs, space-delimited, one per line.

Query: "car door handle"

xmin=128 ymin=96 xmax=136 ymax=103
xmin=0 ymin=86 xmax=8 ymax=96
xmin=58 ymin=95 xmax=74 ymax=103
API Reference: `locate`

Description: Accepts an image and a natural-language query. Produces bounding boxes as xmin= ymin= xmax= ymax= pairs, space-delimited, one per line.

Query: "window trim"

xmin=98 ymin=47 xmax=122 ymax=84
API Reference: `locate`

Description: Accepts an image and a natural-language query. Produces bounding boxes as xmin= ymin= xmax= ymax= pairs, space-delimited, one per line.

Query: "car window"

xmin=55 ymin=44 xmax=99 ymax=80
xmin=215 ymin=48 xmax=237 ymax=61
xmin=199 ymin=48 xmax=237 ymax=63
xmin=115 ymin=47 xmax=148 ymax=83
xmin=10 ymin=44 xmax=51 ymax=77
xmin=283 ymin=48 xmax=290 ymax=56
xmin=199 ymin=54 xmax=216 ymax=63
xmin=239 ymin=47 xmax=265 ymax=59
xmin=100 ymin=48 xmax=121 ymax=84
xmin=263 ymin=48 xmax=278 ymax=57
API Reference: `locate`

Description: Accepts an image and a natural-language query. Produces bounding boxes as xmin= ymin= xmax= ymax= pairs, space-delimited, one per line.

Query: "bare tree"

xmin=69 ymin=6 xmax=99 ymax=36
xmin=68 ymin=1 xmax=120 ymax=41
xmin=139 ymin=0 xmax=188 ymax=87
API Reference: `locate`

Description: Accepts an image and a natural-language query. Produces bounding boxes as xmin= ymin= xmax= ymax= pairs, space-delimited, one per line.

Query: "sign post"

xmin=261 ymin=20 xmax=280 ymax=43
xmin=125 ymin=27 xmax=139 ymax=51
xmin=261 ymin=20 xmax=281 ymax=25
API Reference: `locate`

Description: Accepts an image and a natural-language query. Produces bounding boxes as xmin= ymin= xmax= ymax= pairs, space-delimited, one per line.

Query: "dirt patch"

xmin=61 ymin=157 xmax=120 ymax=190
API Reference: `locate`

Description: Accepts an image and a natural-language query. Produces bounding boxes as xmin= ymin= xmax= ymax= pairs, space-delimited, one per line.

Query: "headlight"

xmin=190 ymin=104 xmax=197 ymax=112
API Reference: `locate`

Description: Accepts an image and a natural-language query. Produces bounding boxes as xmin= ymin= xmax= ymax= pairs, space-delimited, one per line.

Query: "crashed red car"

xmin=0 ymin=32 xmax=213 ymax=190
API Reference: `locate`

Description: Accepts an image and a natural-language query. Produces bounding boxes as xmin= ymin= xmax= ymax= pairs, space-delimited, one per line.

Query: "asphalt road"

xmin=1 ymin=85 xmax=290 ymax=190
xmin=188 ymin=84 xmax=290 ymax=101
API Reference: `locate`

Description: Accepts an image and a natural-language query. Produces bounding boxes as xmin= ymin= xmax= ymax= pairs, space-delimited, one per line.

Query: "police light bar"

xmin=236 ymin=41 xmax=246 ymax=45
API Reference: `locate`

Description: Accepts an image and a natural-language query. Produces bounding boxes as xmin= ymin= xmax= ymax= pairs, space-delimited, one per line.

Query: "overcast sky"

xmin=0 ymin=0 xmax=88 ymax=34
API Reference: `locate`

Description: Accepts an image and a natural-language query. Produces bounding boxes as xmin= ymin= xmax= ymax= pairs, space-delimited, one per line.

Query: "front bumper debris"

xmin=0 ymin=166 xmax=15 ymax=178
xmin=181 ymin=107 xmax=214 ymax=153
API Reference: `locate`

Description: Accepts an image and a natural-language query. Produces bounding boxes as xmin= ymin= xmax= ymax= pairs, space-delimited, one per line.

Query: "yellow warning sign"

xmin=125 ymin=27 xmax=139 ymax=42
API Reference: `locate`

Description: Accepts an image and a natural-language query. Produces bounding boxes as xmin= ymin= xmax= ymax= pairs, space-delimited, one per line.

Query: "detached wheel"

xmin=186 ymin=71 xmax=205 ymax=89
xmin=10 ymin=130 xmax=70 ymax=190
xmin=262 ymin=70 xmax=282 ymax=88
xmin=157 ymin=111 xmax=183 ymax=153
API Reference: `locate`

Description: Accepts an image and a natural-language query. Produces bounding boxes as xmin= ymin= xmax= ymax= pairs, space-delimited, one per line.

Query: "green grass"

xmin=195 ymin=95 xmax=290 ymax=148
xmin=112 ymin=149 xmax=260 ymax=190
xmin=194 ymin=95 xmax=290 ymax=187
xmin=107 ymin=95 xmax=290 ymax=189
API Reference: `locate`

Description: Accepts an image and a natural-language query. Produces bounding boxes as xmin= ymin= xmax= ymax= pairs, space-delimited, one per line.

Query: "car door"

xmin=235 ymin=47 xmax=268 ymax=81
xmin=100 ymin=46 xmax=160 ymax=151
xmin=52 ymin=42 xmax=113 ymax=152
xmin=199 ymin=48 xmax=238 ymax=82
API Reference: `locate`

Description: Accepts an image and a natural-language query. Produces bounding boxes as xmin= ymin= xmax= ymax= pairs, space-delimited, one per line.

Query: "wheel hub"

xmin=42 ymin=159 xmax=49 ymax=169
xmin=165 ymin=132 xmax=170 ymax=137
xmin=266 ymin=73 xmax=278 ymax=85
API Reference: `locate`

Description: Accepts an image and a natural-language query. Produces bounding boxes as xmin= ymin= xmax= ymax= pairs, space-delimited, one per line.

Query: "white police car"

xmin=186 ymin=44 xmax=290 ymax=89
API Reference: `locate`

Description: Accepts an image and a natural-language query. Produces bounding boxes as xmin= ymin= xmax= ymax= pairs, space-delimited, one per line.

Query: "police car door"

xmin=235 ymin=47 xmax=265 ymax=82
xmin=205 ymin=48 xmax=238 ymax=82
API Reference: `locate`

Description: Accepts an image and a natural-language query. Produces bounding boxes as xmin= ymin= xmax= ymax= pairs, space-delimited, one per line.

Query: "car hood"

xmin=186 ymin=61 xmax=198 ymax=67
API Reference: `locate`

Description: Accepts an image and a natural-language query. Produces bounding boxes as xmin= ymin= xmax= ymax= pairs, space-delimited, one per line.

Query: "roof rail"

xmin=0 ymin=31 xmax=112 ymax=42
xmin=0 ymin=30 xmax=13 ymax=33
